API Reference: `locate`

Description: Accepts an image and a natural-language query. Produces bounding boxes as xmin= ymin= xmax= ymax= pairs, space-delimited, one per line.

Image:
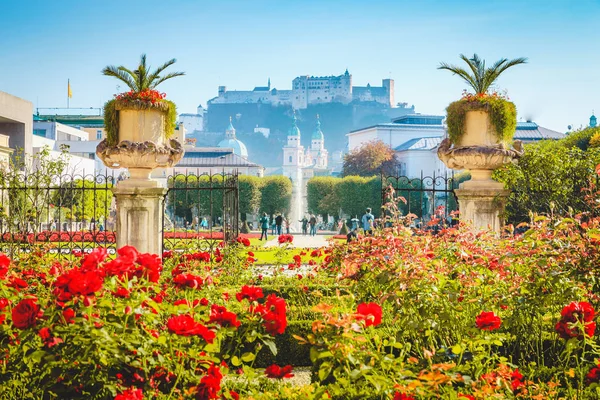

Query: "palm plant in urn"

xmin=437 ymin=54 xmax=526 ymax=188
xmin=96 ymin=54 xmax=185 ymax=187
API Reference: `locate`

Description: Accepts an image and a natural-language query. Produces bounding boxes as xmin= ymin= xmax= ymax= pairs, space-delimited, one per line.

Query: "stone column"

xmin=112 ymin=186 xmax=168 ymax=255
xmin=454 ymin=187 xmax=509 ymax=233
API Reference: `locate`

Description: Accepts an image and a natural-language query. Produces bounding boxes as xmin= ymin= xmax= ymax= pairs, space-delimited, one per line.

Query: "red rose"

xmin=67 ymin=270 xmax=104 ymax=296
xmin=0 ymin=253 xmax=10 ymax=279
xmin=196 ymin=363 xmax=222 ymax=400
xmin=458 ymin=395 xmax=475 ymax=400
xmin=236 ymin=285 xmax=264 ymax=302
xmin=80 ymin=248 xmax=108 ymax=270
xmin=587 ymin=363 xmax=600 ymax=384
xmin=208 ymin=304 xmax=240 ymax=328
xmin=167 ymin=314 xmax=215 ymax=343
xmin=114 ymin=388 xmax=143 ymax=400
xmin=112 ymin=287 xmax=131 ymax=298
xmin=136 ymin=253 xmax=162 ymax=282
xmin=475 ymin=311 xmax=502 ymax=331
xmin=255 ymin=294 xmax=287 ymax=335
xmin=393 ymin=393 xmax=415 ymax=400
xmin=63 ymin=308 xmax=75 ymax=324
xmin=356 ymin=303 xmax=382 ymax=327
xmin=556 ymin=301 xmax=596 ymax=339
xmin=173 ymin=273 xmax=203 ymax=289
xmin=265 ymin=364 xmax=294 ymax=379
xmin=12 ymin=298 xmax=40 ymax=329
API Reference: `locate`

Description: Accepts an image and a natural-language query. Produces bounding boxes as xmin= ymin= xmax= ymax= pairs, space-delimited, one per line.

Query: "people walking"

xmin=300 ymin=216 xmax=308 ymax=235
xmin=362 ymin=207 xmax=374 ymax=235
xmin=259 ymin=212 xmax=269 ymax=241
xmin=309 ymin=214 xmax=317 ymax=236
xmin=284 ymin=216 xmax=290 ymax=234
xmin=275 ymin=213 xmax=283 ymax=235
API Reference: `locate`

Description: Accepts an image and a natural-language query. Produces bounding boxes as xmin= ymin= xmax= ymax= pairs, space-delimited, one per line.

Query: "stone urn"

xmin=438 ymin=110 xmax=523 ymax=190
xmin=96 ymin=103 xmax=184 ymax=188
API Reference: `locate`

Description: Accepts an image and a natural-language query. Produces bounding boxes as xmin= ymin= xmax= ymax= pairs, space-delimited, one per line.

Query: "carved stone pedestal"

xmin=112 ymin=186 xmax=168 ymax=255
xmin=454 ymin=187 xmax=509 ymax=233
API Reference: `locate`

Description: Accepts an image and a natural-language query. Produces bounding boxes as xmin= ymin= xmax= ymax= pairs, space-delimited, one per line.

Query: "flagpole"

xmin=67 ymin=79 xmax=70 ymax=109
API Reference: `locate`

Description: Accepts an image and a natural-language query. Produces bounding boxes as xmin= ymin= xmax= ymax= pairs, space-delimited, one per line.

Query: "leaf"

xmin=318 ymin=361 xmax=332 ymax=381
xmin=241 ymin=352 xmax=255 ymax=363
xmin=231 ymin=356 xmax=242 ymax=366
xmin=451 ymin=344 xmax=463 ymax=354
xmin=30 ymin=350 xmax=46 ymax=364
xmin=262 ymin=339 xmax=277 ymax=356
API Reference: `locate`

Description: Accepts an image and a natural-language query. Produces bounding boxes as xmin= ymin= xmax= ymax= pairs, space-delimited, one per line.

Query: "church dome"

xmin=218 ymin=137 xmax=248 ymax=158
xmin=312 ymin=115 xmax=324 ymax=140
xmin=288 ymin=113 xmax=301 ymax=136
xmin=218 ymin=117 xmax=248 ymax=158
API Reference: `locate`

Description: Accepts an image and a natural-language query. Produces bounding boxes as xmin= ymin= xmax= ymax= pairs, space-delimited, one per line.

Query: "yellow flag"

xmin=68 ymin=80 xmax=72 ymax=98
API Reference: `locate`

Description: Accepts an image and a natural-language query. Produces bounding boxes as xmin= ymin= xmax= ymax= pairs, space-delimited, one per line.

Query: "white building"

xmin=178 ymin=105 xmax=205 ymax=133
xmin=348 ymin=114 xmax=566 ymax=179
xmin=208 ymin=70 xmax=395 ymax=110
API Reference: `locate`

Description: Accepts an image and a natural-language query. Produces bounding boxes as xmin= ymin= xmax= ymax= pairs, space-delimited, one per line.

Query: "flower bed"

xmin=1 ymin=230 xmax=117 ymax=244
xmin=3 ymin=216 xmax=600 ymax=398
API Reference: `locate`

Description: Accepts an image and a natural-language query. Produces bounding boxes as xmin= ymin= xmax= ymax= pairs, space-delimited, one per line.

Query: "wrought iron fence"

xmin=381 ymin=171 xmax=458 ymax=228
xmin=162 ymin=171 xmax=239 ymax=254
xmin=0 ymin=171 xmax=117 ymax=258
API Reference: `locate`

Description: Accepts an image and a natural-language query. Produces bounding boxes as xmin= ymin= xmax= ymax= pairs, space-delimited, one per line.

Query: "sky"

xmin=1 ymin=0 xmax=599 ymax=132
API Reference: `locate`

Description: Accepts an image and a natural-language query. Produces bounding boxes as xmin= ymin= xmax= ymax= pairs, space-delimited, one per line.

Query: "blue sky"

xmin=0 ymin=0 xmax=598 ymax=132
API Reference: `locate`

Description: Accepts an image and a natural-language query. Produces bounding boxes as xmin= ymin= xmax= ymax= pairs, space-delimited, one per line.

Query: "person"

xmin=201 ymin=217 xmax=208 ymax=230
xmin=259 ymin=212 xmax=269 ymax=241
xmin=271 ymin=219 xmax=276 ymax=235
xmin=362 ymin=208 xmax=374 ymax=235
xmin=275 ymin=213 xmax=283 ymax=235
xmin=299 ymin=216 xmax=308 ymax=235
xmin=284 ymin=217 xmax=290 ymax=234
xmin=309 ymin=214 xmax=317 ymax=236
xmin=347 ymin=227 xmax=358 ymax=243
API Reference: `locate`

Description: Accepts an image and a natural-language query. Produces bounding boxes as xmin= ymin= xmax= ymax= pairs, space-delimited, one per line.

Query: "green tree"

xmin=493 ymin=140 xmax=600 ymax=223
xmin=102 ymin=54 xmax=185 ymax=92
xmin=307 ymin=177 xmax=340 ymax=220
xmin=438 ymin=53 xmax=527 ymax=94
xmin=53 ymin=180 xmax=112 ymax=222
xmin=343 ymin=140 xmax=397 ymax=177
xmin=239 ymin=175 xmax=262 ymax=222
xmin=336 ymin=176 xmax=381 ymax=220
xmin=259 ymin=176 xmax=292 ymax=218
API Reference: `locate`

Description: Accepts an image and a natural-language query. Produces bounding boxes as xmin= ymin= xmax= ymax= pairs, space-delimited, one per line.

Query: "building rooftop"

xmin=178 ymin=148 xmax=261 ymax=168
xmin=514 ymin=122 xmax=565 ymax=141
xmin=395 ymin=137 xmax=443 ymax=152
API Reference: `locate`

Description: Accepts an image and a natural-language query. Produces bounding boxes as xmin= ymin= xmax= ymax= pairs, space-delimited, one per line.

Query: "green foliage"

xmin=52 ymin=179 xmax=112 ymax=222
xmin=561 ymin=126 xmax=600 ymax=150
xmin=493 ymin=140 xmax=600 ymax=223
xmin=306 ymin=177 xmax=340 ymax=219
xmin=342 ymin=140 xmax=397 ymax=177
xmin=239 ymin=175 xmax=263 ymax=221
xmin=103 ymin=98 xmax=177 ymax=146
xmin=446 ymin=97 xmax=517 ymax=144
xmin=259 ymin=176 xmax=292 ymax=217
xmin=336 ymin=176 xmax=381 ymax=219
xmin=438 ymin=53 xmax=527 ymax=95
xmin=102 ymin=53 xmax=185 ymax=92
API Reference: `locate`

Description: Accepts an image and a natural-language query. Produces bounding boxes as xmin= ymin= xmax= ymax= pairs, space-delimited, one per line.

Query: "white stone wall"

xmin=179 ymin=113 xmax=204 ymax=133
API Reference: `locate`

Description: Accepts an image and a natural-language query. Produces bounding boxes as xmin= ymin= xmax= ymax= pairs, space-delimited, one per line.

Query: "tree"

xmin=238 ymin=175 xmax=262 ymax=222
xmin=343 ymin=141 xmax=397 ymax=177
xmin=438 ymin=53 xmax=527 ymax=95
xmin=259 ymin=176 xmax=292 ymax=218
xmin=336 ymin=176 xmax=381 ymax=220
xmin=102 ymin=54 xmax=185 ymax=92
xmin=307 ymin=177 xmax=340 ymax=220
xmin=493 ymin=140 xmax=600 ymax=223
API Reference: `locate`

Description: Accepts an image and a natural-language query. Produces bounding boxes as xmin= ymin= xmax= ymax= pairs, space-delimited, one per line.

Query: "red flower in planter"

xmin=356 ymin=303 xmax=382 ymax=327
xmin=208 ymin=304 xmax=240 ymax=328
xmin=166 ymin=314 xmax=215 ymax=343
xmin=265 ymin=364 xmax=294 ymax=379
xmin=114 ymin=387 xmax=143 ymax=400
xmin=195 ymin=363 xmax=222 ymax=400
xmin=556 ymin=301 xmax=596 ymax=339
xmin=12 ymin=298 xmax=40 ymax=329
xmin=475 ymin=311 xmax=502 ymax=331
xmin=236 ymin=285 xmax=264 ymax=302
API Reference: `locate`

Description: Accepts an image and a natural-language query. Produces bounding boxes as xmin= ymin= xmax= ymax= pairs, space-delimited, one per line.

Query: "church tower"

xmin=591 ymin=112 xmax=597 ymax=128
xmin=283 ymin=112 xmax=305 ymax=174
xmin=310 ymin=114 xmax=328 ymax=169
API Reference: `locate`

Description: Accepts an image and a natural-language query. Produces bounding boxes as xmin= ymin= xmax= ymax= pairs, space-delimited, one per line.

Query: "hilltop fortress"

xmin=208 ymin=70 xmax=395 ymax=109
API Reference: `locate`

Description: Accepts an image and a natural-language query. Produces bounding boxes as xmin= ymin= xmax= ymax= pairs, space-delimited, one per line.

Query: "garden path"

xmin=263 ymin=234 xmax=330 ymax=248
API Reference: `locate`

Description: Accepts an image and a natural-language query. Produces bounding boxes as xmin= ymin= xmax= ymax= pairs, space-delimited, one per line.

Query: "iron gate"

xmin=162 ymin=171 xmax=239 ymax=253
